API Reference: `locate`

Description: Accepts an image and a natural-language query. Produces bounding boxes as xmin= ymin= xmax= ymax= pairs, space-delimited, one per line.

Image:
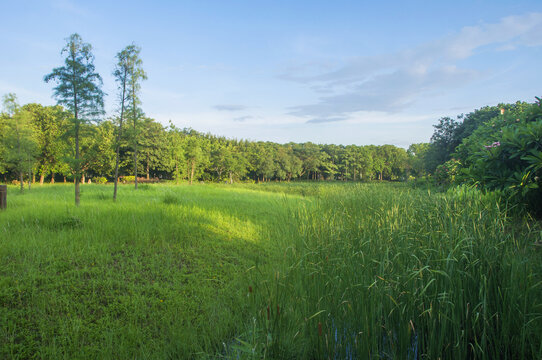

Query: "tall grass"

xmin=232 ymin=183 xmax=542 ymax=359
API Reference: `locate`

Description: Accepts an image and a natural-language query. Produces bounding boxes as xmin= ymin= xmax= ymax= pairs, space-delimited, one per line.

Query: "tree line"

xmin=0 ymin=97 xmax=412 ymax=185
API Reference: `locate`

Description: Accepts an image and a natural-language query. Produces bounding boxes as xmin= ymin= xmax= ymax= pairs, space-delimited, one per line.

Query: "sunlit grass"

xmin=1 ymin=182 xmax=541 ymax=359
xmin=0 ymin=183 xmax=303 ymax=358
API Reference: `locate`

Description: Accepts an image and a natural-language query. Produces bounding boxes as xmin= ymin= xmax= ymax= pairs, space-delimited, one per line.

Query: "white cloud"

xmin=213 ymin=104 xmax=248 ymax=111
xmin=282 ymin=12 xmax=542 ymax=120
xmin=233 ymin=115 xmax=255 ymax=122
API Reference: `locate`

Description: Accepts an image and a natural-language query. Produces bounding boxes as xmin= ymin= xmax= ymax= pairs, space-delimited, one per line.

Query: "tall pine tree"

xmin=44 ymin=33 xmax=104 ymax=206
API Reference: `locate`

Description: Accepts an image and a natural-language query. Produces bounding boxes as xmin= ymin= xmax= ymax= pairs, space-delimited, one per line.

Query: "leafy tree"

xmin=184 ymin=135 xmax=209 ymax=184
xmin=425 ymin=116 xmax=460 ymax=173
xmin=251 ymin=142 xmax=276 ymax=182
xmin=357 ymin=146 xmax=374 ymax=180
xmin=222 ymin=142 xmax=248 ymax=183
xmin=1 ymin=94 xmax=38 ymax=191
xmin=166 ymin=124 xmax=186 ymax=182
xmin=276 ymin=144 xmax=302 ymax=182
xmin=22 ymin=103 xmax=68 ymax=184
xmin=342 ymin=146 xmax=357 ymax=181
xmin=295 ymin=142 xmax=322 ymax=180
xmin=44 ymin=33 xmax=104 ymax=205
xmin=86 ymin=120 xmax=116 ymax=179
xmin=407 ymin=143 xmax=430 ymax=178
xmin=139 ymin=118 xmax=168 ymax=180
xmin=321 ymin=144 xmax=340 ymax=180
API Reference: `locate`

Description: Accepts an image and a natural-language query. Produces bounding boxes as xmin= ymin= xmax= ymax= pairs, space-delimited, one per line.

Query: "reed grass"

xmin=231 ymin=183 xmax=542 ymax=359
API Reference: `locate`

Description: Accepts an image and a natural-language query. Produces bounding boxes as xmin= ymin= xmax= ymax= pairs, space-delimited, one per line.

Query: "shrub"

xmin=122 ymin=176 xmax=135 ymax=184
xmin=457 ymin=97 xmax=542 ymax=214
xmin=93 ymin=177 xmax=107 ymax=184
xmin=434 ymin=158 xmax=461 ymax=185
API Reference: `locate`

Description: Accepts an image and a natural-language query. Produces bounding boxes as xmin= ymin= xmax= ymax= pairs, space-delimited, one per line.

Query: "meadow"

xmin=0 ymin=182 xmax=541 ymax=359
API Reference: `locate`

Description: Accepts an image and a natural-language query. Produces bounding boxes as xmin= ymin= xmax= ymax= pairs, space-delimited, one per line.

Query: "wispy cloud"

xmin=306 ymin=116 xmax=347 ymax=124
xmin=213 ymin=104 xmax=248 ymax=111
xmin=283 ymin=12 xmax=542 ymax=120
xmin=233 ymin=115 xmax=254 ymax=122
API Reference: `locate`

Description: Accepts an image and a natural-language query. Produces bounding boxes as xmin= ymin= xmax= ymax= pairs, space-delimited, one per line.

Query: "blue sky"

xmin=1 ymin=1 xmax=541 ymax=147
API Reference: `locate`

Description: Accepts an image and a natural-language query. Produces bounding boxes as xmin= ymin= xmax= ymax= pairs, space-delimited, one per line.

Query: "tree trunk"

xmin=190 ymin=160 xmax=195 ymax=185
xmin=81 ymin=172 xmax=85 ymax=184
xmin=229 ymin=171 xmax=233 ymax=184
xmin=113 ymin=68 xmax=127 ymax=201
xmin=51 ymin=172 xmax=55 ymax=184
xmin=134 ymin=147 xmax=138 ymax=190
xmin=146 ymin=152 xmax=150 ymax=180
xmin=40 ymin=173 xmax=45 ymax=185
xmin=132 ymin=95 xmax=138 ymax=190
xmin=74 ymin=93 xmax=80 ymax=206
xmin=19 ymin=171 xmax=24 ymax=192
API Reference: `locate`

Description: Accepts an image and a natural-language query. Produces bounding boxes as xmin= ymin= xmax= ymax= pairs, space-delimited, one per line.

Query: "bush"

xmin=122 ymin=176 xmax=135 ymax=184
xmin=93 ymin=177 xmax=107 ymax=184
xmin=457 ymin=97 xmax=542 ymax=214
xmin=434 ymin=158 xmax=461 ymax=185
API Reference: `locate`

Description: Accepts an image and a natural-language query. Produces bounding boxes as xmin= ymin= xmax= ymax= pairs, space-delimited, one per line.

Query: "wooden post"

xmin=0 ymin=185 xmax=6 ymax=210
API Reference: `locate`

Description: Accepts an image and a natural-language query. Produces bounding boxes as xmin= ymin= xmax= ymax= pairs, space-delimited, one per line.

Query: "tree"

xmin=166 ymin=124 xmax=187 ymax=182
xmin=276 ymin=145 xmax=302 ymax=182
xmin=22 ymin=103 xmax=68 ymax=184
xmin=425 ymin=116 xmax=460 ymax=173
xmin=139 ymin=118 xmax=167 ymax=180
xmin=407 ymin=143 xmax=430 ymax=178
xmin=124 ymin=46 xmax=147 ymax=190
xmin=86 ymin=120 xmax=116 ymax=179
xmin=113 ymin=44 xmax=145 ymax=199
xmin=44 ymin=33 xmax=104 ymax=206
xmin=184 ymin=136 xmax=208 ymax=184
xmin=1 ymin=94 xmax=38 ymax=191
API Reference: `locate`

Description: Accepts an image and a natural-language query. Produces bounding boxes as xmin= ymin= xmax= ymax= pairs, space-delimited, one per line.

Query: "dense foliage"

xmin=425 ymin=98 xmax=542 ymax=214
xmin=0 ymin=107 xmax=411 ymax=184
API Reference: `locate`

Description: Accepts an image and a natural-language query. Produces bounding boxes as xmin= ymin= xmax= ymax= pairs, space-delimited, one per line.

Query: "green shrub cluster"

xmin=122 ymin=175 xmax=135 ymax=183
xmin=93 ymin=176 xmax=107 ymax=184
xmin=456 ymin=98 xmax=542 ymax=214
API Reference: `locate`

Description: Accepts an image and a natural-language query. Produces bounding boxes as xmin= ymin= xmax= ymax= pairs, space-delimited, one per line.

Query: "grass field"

xmin=1 ymin=182 xmax=541 ymax=359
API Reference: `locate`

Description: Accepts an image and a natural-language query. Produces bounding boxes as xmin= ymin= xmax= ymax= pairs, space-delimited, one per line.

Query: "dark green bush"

xmin=457 ymin=97 xmax=542 ymax=214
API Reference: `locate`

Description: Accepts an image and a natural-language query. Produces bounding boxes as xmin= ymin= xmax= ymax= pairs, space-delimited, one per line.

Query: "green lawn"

xmin=0 ymin=183 xmax=306 ymax=358
xmin=1 ymin=182 xmax=541 ymax=359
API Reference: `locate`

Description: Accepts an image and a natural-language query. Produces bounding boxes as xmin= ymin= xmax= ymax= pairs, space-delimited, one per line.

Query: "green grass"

xmin=0 ymin=183 xmax=306 ymax=359
xmin=1 ymin=182 xmax=541 ymax=359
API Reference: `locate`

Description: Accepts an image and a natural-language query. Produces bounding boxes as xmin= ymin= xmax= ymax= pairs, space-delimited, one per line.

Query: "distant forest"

xmin=1 ymin=95 xmax=540 ymax=185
